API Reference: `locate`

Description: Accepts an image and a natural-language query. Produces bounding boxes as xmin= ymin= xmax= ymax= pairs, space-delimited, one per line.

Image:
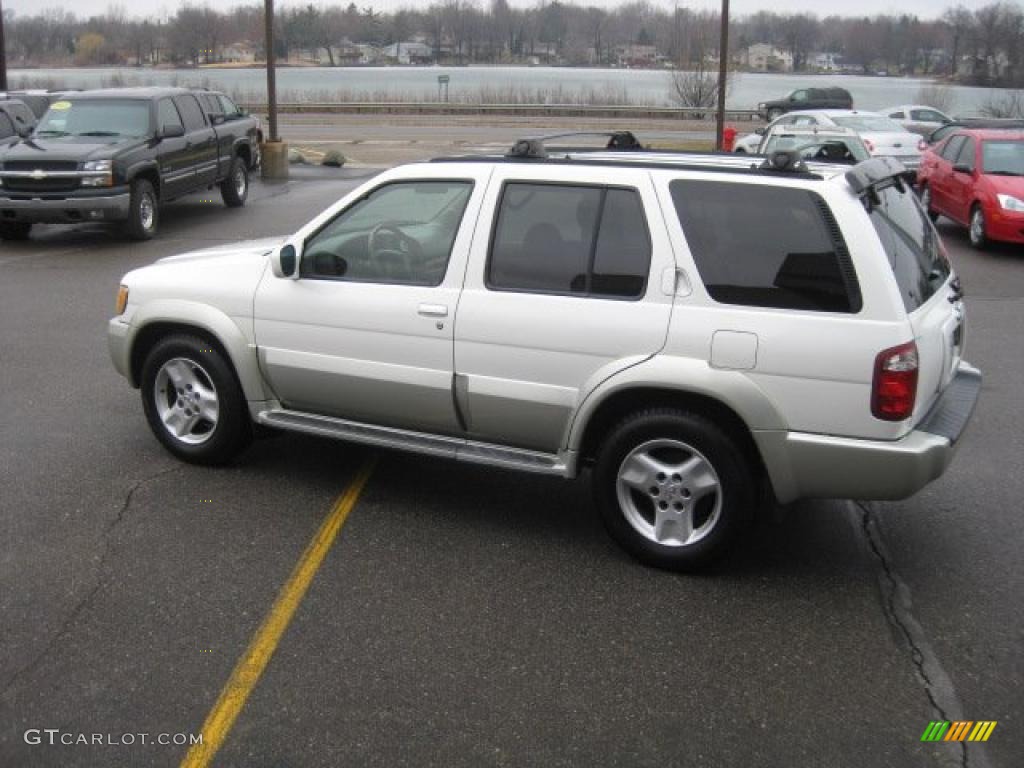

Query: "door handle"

xmin=418 ymin=304 xmax=448 ymax=317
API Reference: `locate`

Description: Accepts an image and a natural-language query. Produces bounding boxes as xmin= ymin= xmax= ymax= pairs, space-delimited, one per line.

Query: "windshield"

xmin=981 ymin=140 xmax=1024 ymax=175
xmin=833 ymin=116 xmax=904 ymax=133
xmin=35 ymin=99 xmax=152 ymax=139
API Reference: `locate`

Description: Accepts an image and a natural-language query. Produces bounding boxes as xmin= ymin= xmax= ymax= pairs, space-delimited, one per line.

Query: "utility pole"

xmin=0 ymin=0 xmax=8 ymax=92
xmin=715 ymin=0 xmax=730 ymax=150
xmin=264 ymin=0 xmax=278 ymax=142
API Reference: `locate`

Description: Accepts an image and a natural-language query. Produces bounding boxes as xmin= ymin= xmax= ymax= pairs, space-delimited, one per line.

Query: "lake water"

xmin=9 ymin=67 xmax=1015 ymax=116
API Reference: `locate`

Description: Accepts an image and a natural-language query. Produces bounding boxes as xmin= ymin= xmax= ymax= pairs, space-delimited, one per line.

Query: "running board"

xmin=256 ymin=408 xmax=573 ymax=477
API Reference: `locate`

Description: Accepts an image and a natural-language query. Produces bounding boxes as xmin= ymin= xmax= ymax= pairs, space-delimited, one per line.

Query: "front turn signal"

xmin=115 ymin=285 xmax=129 ymax=315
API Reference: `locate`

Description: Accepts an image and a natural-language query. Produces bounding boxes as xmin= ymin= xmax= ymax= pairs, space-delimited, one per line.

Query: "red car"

xmin=917 ymin=128 xmax=1024 ymax=248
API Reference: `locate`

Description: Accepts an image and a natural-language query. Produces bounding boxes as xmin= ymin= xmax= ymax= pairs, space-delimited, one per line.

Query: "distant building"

xmin=616 ymin=44 xmax=658 ymax=69
xmin=745 ymin=43 xmax=793 ymax=72
xmin=221 ymin=42 xmax=257 ymax=64
xmin=809 ymin=52 xmax=841 ymax=72
xmin=382 ymin=42 xmax=434 ymax=65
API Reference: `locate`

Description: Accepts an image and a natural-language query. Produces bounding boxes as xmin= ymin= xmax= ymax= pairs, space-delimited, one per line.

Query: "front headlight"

xmin=82 ymin=159 xmax=113 ymax=187
xmin=996 ymin=193 xmax=1024 ymax=212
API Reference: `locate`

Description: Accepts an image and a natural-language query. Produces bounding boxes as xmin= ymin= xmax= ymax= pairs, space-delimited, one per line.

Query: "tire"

xmin=734 ymin=147 xmax=747 ymax=155
xmin=593 ymin=408 xmax=755 ymax=571
xmin=220 ymin=155 xmax=249 ymax=208
xmin=919 ymin=184 xmax=939 ymax=223
xmin=0 ymin=222 xmax=32 ymax=240
xmin=767 ymin=108 xmax=784 ymax=121
xmin=969 ymin=204 xmax=989 ymax=250
xmin=125 ymin=178 xmax=158 ymax=241
xmin=140 ymin=334 xmax=252 ymax=465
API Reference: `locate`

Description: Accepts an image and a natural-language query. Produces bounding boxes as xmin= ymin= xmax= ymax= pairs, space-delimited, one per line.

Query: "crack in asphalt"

xmin=854 ymin=500 xmax=995 ymax=768
xmin=0 ymin=465 xmax=183 ymax=702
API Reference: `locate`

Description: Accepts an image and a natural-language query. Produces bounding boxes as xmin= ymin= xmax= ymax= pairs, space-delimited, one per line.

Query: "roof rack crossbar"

xmin=506 ymin=131 xmax=642 ymax=159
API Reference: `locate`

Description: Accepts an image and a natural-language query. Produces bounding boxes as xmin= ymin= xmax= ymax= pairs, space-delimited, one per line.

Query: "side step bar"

xmin=256 ymin=408 xmax=573 ymax=477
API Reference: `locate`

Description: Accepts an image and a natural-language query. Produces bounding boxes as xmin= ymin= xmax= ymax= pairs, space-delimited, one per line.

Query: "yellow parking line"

xmin=180 ymin=458 xmax=376 ymax=768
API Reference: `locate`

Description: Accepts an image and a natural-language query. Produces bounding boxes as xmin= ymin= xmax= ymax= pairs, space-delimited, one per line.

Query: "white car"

xmin=108 ymin=133 xmax=980 ymax=570
xmin=881 ymin=104 xmax=953 ymax=137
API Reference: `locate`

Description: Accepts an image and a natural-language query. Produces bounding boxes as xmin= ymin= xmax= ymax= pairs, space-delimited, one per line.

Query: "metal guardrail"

xmin=238 ymin=101 xmax=764 ymax=121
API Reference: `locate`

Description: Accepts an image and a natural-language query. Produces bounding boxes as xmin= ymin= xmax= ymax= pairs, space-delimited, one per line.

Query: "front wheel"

xmin=594 ymin=409 xmax=754 ymax=571
xmin=220 ymin=156 xmax=249 ymax=208
xmin=125 ymin=178 xmax=158 ymax=240
xmin=140 ymin=335 xmax=252 ymax=465
xmin=969 ymin=204 xmax=989 ymax=250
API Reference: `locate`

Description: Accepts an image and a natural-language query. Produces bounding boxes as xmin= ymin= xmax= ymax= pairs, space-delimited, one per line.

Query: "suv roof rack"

xmin=506 ymin=131 xmax=643 ymax=159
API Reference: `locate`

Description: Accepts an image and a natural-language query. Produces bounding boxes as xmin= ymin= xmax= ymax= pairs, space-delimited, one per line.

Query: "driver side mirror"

xmin=271 ymin=243 xmax=300 ymax=279
xmin=160 ymin=124 xmax=185 ymax=139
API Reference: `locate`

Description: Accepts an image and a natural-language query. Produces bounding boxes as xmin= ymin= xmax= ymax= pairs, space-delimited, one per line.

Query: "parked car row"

xmin=0 ymin=87 xmax=263 ymax=241
xmin=735 ymin=109 xmax=926 ymax=175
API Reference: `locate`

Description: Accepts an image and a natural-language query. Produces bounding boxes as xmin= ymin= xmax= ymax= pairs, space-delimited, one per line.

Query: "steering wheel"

xmin=368 ymin=223 xmax=422 ymax=277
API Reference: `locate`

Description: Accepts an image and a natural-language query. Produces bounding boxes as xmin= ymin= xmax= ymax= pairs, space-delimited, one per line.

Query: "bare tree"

xmin=916 ymin=83 xmax=956 ymax=113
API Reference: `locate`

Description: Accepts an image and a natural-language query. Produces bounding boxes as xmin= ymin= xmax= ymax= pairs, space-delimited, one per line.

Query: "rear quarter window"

xmin=867 ymin=183 xmax=950 ymax=312
xmin=670 ymin=180 xmax=862 ymax=313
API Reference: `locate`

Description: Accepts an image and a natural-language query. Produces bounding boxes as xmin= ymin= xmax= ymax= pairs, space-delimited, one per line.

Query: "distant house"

xmin=745 ymin=43 xmax=793 ymax=72
xmin=382 ymin=42 xmax=434 ymax=65
xmin=809 ymin=52 xmax=841 ymax=72
xmin=221 ymin=42 xmax=257 ymax=64
xmin=616 ymin=44 xmax=658 ymax=69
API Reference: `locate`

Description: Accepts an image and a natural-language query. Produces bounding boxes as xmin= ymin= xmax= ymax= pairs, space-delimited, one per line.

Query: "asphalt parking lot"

xmin=0 ymin=172 xmax=1020 ymax=768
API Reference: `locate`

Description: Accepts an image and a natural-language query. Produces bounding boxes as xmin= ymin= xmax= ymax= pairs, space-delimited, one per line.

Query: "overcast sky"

xmin=3 ymin=0 xmax=994 ymax=21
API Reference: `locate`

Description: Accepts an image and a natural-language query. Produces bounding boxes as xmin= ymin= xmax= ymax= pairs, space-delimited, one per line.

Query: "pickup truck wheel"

xmin=221 ymin=156 xmax=248 ymax=208
xmin=594 ymin=409 xmax=753 ymax=571
xmin=140 ymin=335 xmax=252 ymax=465
xmin=0 ymin=222 xmax=32 ymax=240
xmin=126 ymin=179 xmax=158 ymax=241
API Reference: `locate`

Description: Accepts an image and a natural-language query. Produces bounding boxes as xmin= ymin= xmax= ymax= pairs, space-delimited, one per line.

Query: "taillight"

xmin=864 ymin=138 xmax=875 ymax=153
xmin=872 ymin=342 xmax=919 ymax=421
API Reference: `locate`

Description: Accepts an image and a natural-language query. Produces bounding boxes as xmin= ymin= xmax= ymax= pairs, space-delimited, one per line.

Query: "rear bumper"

xmin=757 ymin=363 xmax=982 ymax=504
xmin=0 ymin=188 xmax=130 ymax=223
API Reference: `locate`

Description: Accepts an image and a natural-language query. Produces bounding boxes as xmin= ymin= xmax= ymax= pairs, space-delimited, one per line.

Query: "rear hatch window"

xmin=867 ymin=184 xmax=950 ymax=312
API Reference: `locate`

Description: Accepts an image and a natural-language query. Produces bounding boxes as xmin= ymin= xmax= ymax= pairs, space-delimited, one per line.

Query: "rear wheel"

xmin=220 ymin=156 xmax=249 ymax=208
xmin=0 ymin=222 xmax=32 ymax=240
xmin=969 ymin=204 xmax=989 ymax=250
xmin=140 ymin=334 xmax=252 ymax=465
xmin=125 ymin=178 xmax=158 ymax=241
xmin=919 ymin=184 xmax=939 ymax=222
xmin=594 ymin=408 xmax=754 ymax=571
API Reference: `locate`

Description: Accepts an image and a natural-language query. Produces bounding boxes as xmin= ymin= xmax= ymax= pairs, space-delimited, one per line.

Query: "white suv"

xmin=109 ymin=134 xmax=981 ymax=570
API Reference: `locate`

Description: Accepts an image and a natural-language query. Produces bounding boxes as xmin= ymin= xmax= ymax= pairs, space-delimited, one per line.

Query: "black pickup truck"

xmin=0 ymin=87 xmax=261 ymax=240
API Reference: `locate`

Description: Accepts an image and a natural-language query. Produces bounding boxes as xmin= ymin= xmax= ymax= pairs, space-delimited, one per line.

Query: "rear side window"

xmin=941 ymin=135 xmax=966 ymax=162
xmin=868 ymin=184 xmax=950 ymax=312
xmin=670 ymin=180 xmax=861 ymax=313
xmin=173 ymin=95 xmax=207 ymax=132
xmin=157 ymin=98 xmax=183 ymax=131
xmin=0 ymin=113 xmax=14 ymax=139
xmin=488 ymin=183 xmax=651 ymax=299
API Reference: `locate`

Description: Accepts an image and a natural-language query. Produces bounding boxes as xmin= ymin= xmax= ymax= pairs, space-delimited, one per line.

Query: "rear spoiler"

xmin=845 ymin=156 xmax=908 ymax=196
